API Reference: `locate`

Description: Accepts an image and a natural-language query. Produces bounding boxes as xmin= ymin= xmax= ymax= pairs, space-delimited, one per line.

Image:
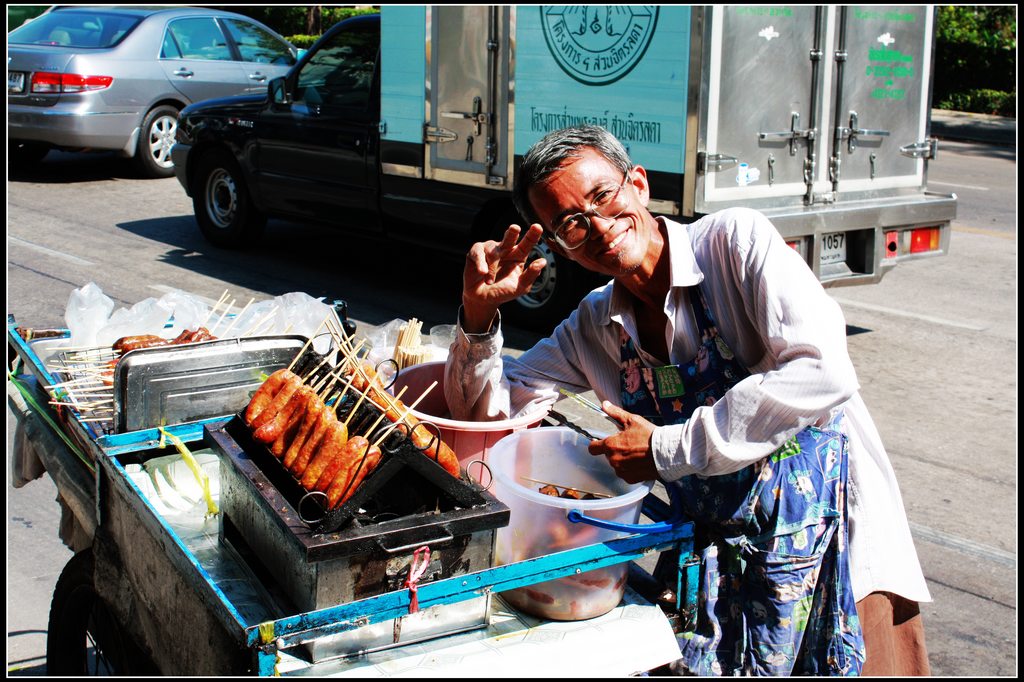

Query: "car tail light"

xmin=30 ymin=72 xmax=113 ymax=93
xmin=909 ymin=227 xmax=940 ymax=254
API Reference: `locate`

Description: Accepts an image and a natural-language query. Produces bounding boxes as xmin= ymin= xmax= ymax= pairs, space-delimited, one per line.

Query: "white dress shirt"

xmin=445 ymin=207 xmax=931 ymax=604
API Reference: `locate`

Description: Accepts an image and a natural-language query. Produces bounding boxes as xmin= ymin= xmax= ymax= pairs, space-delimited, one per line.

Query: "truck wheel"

xmin=502 ymin=234 xmax=584 ymax=331
xmin=46 ymin=549 xmax=154 ymax=675
xmin=133 ymin=105 xmax=179 ymax=179
xmin=192 ymin=150 xmax=267 ymax=249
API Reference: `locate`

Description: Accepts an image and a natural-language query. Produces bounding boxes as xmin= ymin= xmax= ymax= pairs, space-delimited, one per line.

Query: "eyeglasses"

xmin=549 ymin=173 xmax=631 ymax=250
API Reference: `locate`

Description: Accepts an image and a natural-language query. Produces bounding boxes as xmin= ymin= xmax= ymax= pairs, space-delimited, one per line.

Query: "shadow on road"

xmin=113 ymin=213 xmax=547 ymax=351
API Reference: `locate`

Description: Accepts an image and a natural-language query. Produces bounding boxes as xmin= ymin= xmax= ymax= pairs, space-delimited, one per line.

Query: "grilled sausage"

xmin=112 ymin=334 xmax=170 ymax=354
xmin=254 ymin=384 xmax=314 ymax=444
xmin=269 ymin=386 xmax=317 ymax=457
xmin=249 ymin=371 xmax=302 ymax=431
xmin=312 ymin=428 xmax=361 ymax=493
xmin=282 ymin=394 xmax=326 ymax=470
xmin=332 ymin=442 xmax=382 ymax=508
xmin=244 ymin=368 xmax=294 ymax=426
xmin=298 ymin=410 xmax=343 ymax=486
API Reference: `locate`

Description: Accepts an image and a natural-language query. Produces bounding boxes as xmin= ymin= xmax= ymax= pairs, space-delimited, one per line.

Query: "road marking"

xmin=929 ymin=180 xmax=989 ymax=191
xmin=9 ymin=236 xmax=94 ymax=267
xmin=830 ymin=296 xmax=987 ymax=331
xmin=953 ymin=225 xmax=1016 ymax=240
xmin=910 ymin=522 xmax=1016 ymax=568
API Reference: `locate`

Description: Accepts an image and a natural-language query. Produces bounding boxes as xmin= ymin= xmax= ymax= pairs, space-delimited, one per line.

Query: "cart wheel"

xmin=46 ymin=549 xmax=155 ymax=675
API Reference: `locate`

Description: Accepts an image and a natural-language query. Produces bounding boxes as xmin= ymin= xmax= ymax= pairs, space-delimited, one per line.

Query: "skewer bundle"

xmin=243 ymin=313 xmax=460 ymax=512
xmin=393 ymin=318 xmax=432 ymax=370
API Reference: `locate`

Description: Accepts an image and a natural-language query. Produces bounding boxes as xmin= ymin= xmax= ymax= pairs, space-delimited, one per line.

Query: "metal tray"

xmin=112 ymin=335 xmax=310 ymax=433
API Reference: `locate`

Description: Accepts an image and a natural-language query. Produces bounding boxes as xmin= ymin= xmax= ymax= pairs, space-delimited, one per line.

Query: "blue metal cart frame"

xmin=8 ymin=317 xmax=697 ymax=675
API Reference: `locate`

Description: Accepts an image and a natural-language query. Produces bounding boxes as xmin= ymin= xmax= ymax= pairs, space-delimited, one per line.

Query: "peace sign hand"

xmin=462 ymin=223 xmax=547 ymax=333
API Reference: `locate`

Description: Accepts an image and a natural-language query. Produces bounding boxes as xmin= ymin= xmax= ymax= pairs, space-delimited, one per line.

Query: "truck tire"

xmin=46 ymin=549 xmax=155 ymax=675
xmin=133 ymin=105 xmax=179 ymax=179
xmin=192 ymin=149 xmax=267 ymax=249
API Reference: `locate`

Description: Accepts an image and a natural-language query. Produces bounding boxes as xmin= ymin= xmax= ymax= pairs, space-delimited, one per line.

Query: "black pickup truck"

xmin=171 ymin=13 xmax=599 ymax=330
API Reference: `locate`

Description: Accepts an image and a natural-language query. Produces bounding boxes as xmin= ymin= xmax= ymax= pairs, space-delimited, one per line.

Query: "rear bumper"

xmin=760 ymin=192 xmax=958 ymax=286
xmin=8 ymin=105 xmax=141 ymax=152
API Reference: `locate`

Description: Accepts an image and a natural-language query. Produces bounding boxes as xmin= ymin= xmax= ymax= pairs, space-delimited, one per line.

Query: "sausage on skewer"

xmin=249 ymin=371 xmax=302 ymax=431
xmin=312 ymin=428 xmax=362 ymax=494
xmin=298 ymin=410 xmax=344 ymax=486
xmin=282 ymin=395 xmax=326 ymax=470
xmin=254 ymin=384 xmax=314 ymax=444
xmin=244 ymin=368 xmax=294 ymax=425
xmin=269 ymin=386 xmax=316 ymax=457
xmin=332 ymin=442 xmax=382 ymax=508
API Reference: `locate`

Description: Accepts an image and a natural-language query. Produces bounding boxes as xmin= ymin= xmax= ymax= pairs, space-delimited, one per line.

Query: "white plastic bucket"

xmin=488 ymin=427 xmax=652 ymax=620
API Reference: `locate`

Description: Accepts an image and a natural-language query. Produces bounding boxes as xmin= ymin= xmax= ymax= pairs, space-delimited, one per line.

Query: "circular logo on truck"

xmin=541 ymin=6 xmax=659 ymax=85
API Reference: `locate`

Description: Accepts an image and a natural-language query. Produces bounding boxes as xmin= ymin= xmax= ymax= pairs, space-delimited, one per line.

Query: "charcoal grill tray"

xmin=207 ymin=416 xmax=509 ymax=562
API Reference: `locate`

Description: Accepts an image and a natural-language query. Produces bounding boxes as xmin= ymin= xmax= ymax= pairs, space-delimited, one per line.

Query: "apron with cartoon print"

xmin=619 ymin=287 xmax=864 ymax=676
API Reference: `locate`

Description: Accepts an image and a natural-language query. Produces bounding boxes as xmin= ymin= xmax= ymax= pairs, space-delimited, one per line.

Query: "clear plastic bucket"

xmin=488 ymin=427 xmax=652 ymax=620
xmin=390 ymin=361 xmax=549 ymax=483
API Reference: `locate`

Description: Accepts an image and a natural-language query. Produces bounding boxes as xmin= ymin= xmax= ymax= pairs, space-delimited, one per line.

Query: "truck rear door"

xmin=424 ymin=5 xmax=511 ymax=188
xmin=693 ymin=5 xmax=954 ymax=284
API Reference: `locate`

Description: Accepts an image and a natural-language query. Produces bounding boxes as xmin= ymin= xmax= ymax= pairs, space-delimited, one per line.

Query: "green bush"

xmin=202 ymin=6 xmax=378 ymax=38
xmin=934 ymin=6 xmax=1016 ymax=116
xmin=938 ymin=89 xmax=1016 ymax=117
xmin=286 ymin=34 xmax=322 ymax=50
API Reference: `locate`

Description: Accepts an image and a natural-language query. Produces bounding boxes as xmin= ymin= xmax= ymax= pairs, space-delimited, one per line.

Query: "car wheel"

xmin=192 ymin=149 xmax=267 ymax=249
xmin=9 ymin=140 xmax=49 ymax=167
xmin=133 ymin=105 xmax=179 ymax=178
xmin=46 ymin=549 xmax=155 ymax=675
xmin=497 ymin=220 xmax=585 ymax=331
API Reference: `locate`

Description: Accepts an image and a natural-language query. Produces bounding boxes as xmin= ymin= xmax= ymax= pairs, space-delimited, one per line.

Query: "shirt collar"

xmin=607 ymin=216 xmax=703 ymax=325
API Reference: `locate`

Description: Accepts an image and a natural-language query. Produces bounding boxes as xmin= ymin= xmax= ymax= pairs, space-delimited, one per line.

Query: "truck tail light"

xmin=31 ymin=72 xmax=113 ymax=93
xmin=909 ymin=227 xmax=940 ymax=254
xmin=884 ymin=231 xmax=899 ymax=259
xmin=786 ymin=238 xmax=806 ymax=260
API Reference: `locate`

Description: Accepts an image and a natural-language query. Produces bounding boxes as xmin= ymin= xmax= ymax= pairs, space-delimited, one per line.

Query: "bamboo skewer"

xmin=286 ymin=313 xmax=332 ymax=372
xmin=209 ymin=298 xmax=236 ymax=336
xmin=200 ymin=290 xmax=230 ymax=329
xmin=242 ymin=307 xmax=279 ymax=337
xmin=219 ymin=297 xmax=255 ymax=337
xmin=362 ymin=385 xmax=408 ymax=440
xmin=372 ymin=380 xmax=437 ymax=447
xmin=517 ymin=476 xmax=612 ymax=499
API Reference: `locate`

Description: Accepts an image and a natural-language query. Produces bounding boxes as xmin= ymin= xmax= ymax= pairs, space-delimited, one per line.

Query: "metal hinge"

xmin=758 ymin=112 xmax=817 ymax=157
xmin=900 ymin=138 xmax=938 ymax=160
xmin=424 ymin=125 xmax=458 ymax=144
xmin=697 ymin=151 xmax=738 ymax=174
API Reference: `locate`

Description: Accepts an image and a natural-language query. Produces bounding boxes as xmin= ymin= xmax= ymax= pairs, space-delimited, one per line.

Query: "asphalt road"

xmin=6 ymin=137 xmax=1017 ymax=675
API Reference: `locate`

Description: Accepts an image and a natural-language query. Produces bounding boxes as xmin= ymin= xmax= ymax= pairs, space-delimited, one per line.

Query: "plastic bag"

xmin=158 ymin=289 xmax=210 ymax=338
xmin=64 ymin=282 xmax=115 ymax=348
xmin=95 ymin=297 xmax=175 ymax=347
xmin=275 ymin=292 xmax=334 ymax=355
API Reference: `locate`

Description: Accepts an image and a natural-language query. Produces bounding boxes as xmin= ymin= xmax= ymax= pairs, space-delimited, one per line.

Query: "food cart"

xmin=7 ymin=308 xmax=697 ymax=676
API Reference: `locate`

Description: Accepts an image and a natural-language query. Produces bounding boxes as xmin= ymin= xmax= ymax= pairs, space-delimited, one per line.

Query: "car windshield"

xmin=8 ymin=11 xmax=144 ymax=48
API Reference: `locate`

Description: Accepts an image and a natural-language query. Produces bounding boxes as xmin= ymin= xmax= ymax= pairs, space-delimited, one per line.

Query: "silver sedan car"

xmin=8 ymin=6 xmax=298 ymax=177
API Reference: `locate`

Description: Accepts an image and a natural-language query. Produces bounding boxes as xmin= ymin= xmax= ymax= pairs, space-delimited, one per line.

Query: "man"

xmin=444 ymin=125 xmax=931 ymax=675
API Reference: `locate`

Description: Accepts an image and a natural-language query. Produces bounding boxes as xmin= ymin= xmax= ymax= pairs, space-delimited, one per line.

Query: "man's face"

xmin=527 ymin=147 xmax=655 ymax=277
